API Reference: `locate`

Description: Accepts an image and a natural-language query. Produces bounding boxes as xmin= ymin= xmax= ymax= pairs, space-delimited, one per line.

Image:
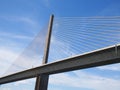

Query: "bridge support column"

xmin=35 ymin=15 xmax=54 ymax=90
xmin=35 ymin=75 xmax=49 ymax=90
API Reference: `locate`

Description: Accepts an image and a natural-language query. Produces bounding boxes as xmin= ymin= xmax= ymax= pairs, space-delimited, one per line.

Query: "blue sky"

xmin=0 ymin=0 xmax=120 ymax=90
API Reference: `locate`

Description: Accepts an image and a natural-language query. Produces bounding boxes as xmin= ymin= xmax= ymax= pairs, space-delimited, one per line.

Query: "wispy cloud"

xmin=14 ymin=78 xmax=36 ymax=86
xmin=0 ymin=28 xmax=47 ymax=76
xmin=0 ymin=78 xmax=36 ymax=90
xmin=97 ymin=64 xmax=120 ymax=71
xmin=0 ymin=15 xmax=41 ymax=36
xmin=49 ymin=71 xmax=120 ymax=90
xmin=0 ymin=47 xmax=19 ymax=76
xmin=0 ymin=32 xmax=34 ymax=76
xmin=0 ymin=87 xmax=11 ymax=90
xmin=0 ymin=31 xmax=32 ymax=41
xmin=4 ymin=54 xmax=43 ymax=76
xmin=0 ymin=15 xmax=38 ymax=27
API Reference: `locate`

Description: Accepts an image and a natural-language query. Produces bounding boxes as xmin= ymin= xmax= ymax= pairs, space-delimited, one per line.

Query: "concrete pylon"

xmin=35 ymin=15 xmax=54 ymax=90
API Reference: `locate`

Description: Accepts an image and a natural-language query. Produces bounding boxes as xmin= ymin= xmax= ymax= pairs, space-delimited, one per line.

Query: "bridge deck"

xmin=0 ymin=44 xmax=120 ymax=84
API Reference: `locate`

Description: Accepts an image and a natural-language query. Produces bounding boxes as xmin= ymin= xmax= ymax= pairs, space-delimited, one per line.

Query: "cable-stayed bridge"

xmin=0 ymin=15 xmax=120 ymax=90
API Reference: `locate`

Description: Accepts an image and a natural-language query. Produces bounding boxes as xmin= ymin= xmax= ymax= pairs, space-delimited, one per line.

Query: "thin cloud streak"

xmin=0 ymin=15 xmax=38 ymax=26
xmin=49 ymin=71 xmax=120 ymax=90
xmin=14 ymin=78 xmax=36 ymax=86
xmin=0 ymin=31 xmax=33 ymax=40
xmin=0 ymin=47 xmax=19 ymax=76
xmin=97 ymin=64 xmax=120 ymax=71
xmin=0 ymin=15 xmax=42 ymax=35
